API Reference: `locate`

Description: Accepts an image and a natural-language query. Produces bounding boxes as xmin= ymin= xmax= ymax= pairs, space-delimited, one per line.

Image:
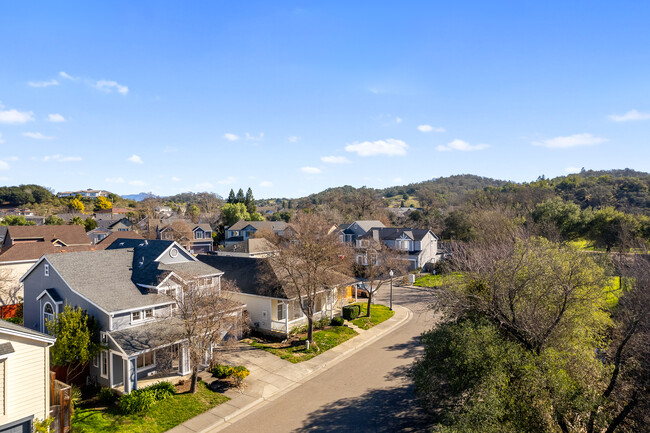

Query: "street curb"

xmin=177 ymin=304 xmax=414 ymax=433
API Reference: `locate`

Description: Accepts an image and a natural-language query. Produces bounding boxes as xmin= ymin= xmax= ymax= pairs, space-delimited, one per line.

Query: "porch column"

xmin=329 ymin=292 xmax=334 ymax=319
xmin=179 ymin=343 xmax=191 ymax=375
xmin=127 ymin=357 xmax=138 ymax=391
xmin=123 ymin=358 xmax=131 ymax=394
xmin=285 ymin=302 xmax=289 ymax=335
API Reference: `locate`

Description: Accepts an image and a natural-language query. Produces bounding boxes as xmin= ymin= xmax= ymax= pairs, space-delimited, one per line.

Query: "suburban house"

xmin=94 ymin=208 xmax=131 ymax=221
xmin=21 ymin=239 xmax=244 ymax=394
xmin=56 ymin=189 xmax=109 ymax=198
xmin=224 ymin=221 xmax=292 ymax=246
xmin=0 ymin=226 xmax=96 ymax=307
xmin=356 ymin=227 xmax=439 ymax=270
xmin=217 ymin=238 xmax=278 ymax=258
xmin=337 ymin=220 xmax=386 ymax=245
xmin=157 ymin=222 xmax=213 ymax=254
xmin=0 ymin=320 xmax=56 ymax=433
xmin=87 ymin=218 xmax=135 ymax=244
xmin=198 ymin=254 xmax=343 ymax=337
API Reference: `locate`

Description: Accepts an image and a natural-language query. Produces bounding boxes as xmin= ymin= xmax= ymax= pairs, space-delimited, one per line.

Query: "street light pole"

xmin=389 ymin=269 xmax=394 ymax=311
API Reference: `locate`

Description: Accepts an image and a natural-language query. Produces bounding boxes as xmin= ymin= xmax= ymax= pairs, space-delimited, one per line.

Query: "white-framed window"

xmin=144 ymin=309 xmax=154 ymax=320
xmin=136 ymin=351 xmax=155 ymax=369
xmin=277 ymin=302 xmax=285 ymax=321
xmin=131 ymin=311 xmax=141 ymax=322
xmin=43 ymin=302 xmax=54 ymax=334
xmin=100 ymin=332 xmax=108 ymax=344
xmin=92 ymin=354 xmax=98 ymax=368
xmin=195 ymin=231 xmax=204 ymax=239
xmin=100 ymin=351 xmax=108 ymax=378
xmin=44 ymin=264 xmax=49 ymax=277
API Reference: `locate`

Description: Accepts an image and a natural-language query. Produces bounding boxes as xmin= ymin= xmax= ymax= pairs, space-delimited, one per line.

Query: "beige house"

xmin=0 ymin=320 xmax=56 ymax=432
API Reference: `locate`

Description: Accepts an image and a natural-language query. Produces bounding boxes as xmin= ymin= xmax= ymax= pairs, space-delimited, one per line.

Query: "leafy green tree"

xmin=531 ymin=197 xmax=585 ymax=241
xmin=69 ymin=216 xmax=84 ymax=226
xmin=248 ymin=211 xmax=264 ymax=221
xmin=47 ymin=304 xmax=104 ymax=384
xmin=45 ymin=215 xmax=64 ymax=225
xmin=83 ymin=217 xmax=98 ymax=232
xmin=442 ymin=210 xmax=476 ymax=241
xmin=221 ymin=203 xmax=250 ymax=226
xmin=587 ymin=207 xmax=640 ymax=252
xmin=186 ymin=204 xmax=200 ymax=223
xmin=0 ymin=215 xmax=36 ymax=226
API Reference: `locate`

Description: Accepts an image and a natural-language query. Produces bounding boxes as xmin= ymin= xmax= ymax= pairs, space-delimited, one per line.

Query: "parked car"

xmin=353 ymin=282 xmax=370 ymax=298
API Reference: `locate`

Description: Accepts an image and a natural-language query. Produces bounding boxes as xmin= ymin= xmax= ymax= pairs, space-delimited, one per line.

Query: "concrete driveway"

xmin=212 ymin=284 xmax=440 ymax=433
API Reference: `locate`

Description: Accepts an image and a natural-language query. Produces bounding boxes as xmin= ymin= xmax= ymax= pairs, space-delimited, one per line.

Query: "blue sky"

xmin=1 ymin=1 xmax=649 ymax=199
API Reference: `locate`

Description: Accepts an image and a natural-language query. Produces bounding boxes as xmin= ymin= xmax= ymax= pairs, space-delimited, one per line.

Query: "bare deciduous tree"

xmin=265 ymin=212 xmax=352 ymax=343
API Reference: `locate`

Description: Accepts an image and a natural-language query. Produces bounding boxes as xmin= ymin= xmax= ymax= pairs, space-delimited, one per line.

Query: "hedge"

xmin=342 ymin=304 xmax=361 ymax=320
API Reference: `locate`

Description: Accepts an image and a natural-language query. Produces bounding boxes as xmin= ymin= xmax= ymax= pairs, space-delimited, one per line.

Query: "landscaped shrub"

xmin=314 ymin=317 xmax=330 ymax=330
xmin=211 ymin=364 xmax=234 ymax=379
xmin=211 ymin=364 xmax=250 ymax=384
xmin=330 ymin=317 xmax=345 ymax=326
xmin=97 ymin=386 xmax=116 ymax=405
xmin=342 ymin=304 xmax=360 ymax=320
xmin=118 ymin=382 xmax=176 ymax=414
xmin=70 ymin=385 xmax=83 ymax=413
xmin=231 ymin=366 xmax=250 ymax=385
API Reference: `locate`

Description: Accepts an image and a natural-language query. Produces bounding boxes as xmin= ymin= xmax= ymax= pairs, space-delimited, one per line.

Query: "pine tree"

xmin=245 ymin=187 xmax=256 ymax=214
xmin=227 ymin=189 xmax=236 ymax=204
xmin=236 ymin=188 xmax=245 ymax=203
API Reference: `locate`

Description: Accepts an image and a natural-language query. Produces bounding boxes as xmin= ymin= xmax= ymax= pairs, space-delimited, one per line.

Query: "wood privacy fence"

xmin=49 ymin=372 xmax=71 ymax=433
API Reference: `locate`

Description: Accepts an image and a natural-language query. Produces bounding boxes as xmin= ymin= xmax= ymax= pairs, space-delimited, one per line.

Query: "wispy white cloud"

xmin=28 ymin=79 xmax=59 ymax=88
xmin=224 ymin=133 xmax=240 ymax=141
xmin=0 ymin=161 xmax=9 ymax=170
xmin=246 ymin=132 xmax=264 ymax=141
xmin=436 ymin=139 xmax=489 ymax=152
xmin=345 ymin=138 xmax=408 ymax=156
xmin=288 ymin=136 xmax=301 ymax=143
xmin=321 ymin=155 xmax=351 ymax=164
xmin=418 ymin=124 xmax=445 ymax=133
xmin=532 ymin=133 xmax=607 ymax=149
xmin=23 ymin=132 xmax=55 ymax=140
xmin=47 ymin=113 xmax=66 ymax=123
xmin=0 ymin=102 xmax=34 ymax=124
xmin=96 ymin=80 xmax=128 ymax=95
xmin=59 ymin=71 xmax=76 ymax=80
xmin=301 ymin=166 xmax=322 ymax=174
xmin=195 ymin=182 xmax=213 ymax=189
xmin=171 ymin=176 xmax=181 ymax=182
xmin=127 ymin=154 xmax=143 ymax=164
xmin=43 ymin=155 xmax=82 ymax=162
xmin=217 ymin=176 xmax=237 ymax=185
xmin=105 ymin=177 xmax=125 ymax=183
xmin=393 ymin=177 xmax=403 ymax=183
xmin=609 ymin=109 xmax=650 ymax=122
xmin=395 ymin=117 xmax=403 ymax=124
xmin=0 ymin=133 xmax=4 ymax=144
xmin=259 ymin=180 xmax=273 ymax=187
xmin=129 ymin=180 xmax=148 ymax=186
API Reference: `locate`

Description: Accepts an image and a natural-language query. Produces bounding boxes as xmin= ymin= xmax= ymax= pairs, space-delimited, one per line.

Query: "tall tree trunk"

xmin=307 ymin=316 xmax=314 ymax=343
xmin=366 ymin=293 xmax=372 ymax=318
xmin=190 ymin=364 xmax=199 ymax=394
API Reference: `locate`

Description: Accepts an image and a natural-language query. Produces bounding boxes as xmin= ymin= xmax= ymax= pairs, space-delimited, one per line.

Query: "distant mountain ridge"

xmin=121 ymin=192 xmax=159 ymax=202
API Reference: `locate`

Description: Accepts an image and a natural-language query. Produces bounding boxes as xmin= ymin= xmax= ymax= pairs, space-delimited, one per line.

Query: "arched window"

xmin=43 ymin=303 xmax=54 ymax=334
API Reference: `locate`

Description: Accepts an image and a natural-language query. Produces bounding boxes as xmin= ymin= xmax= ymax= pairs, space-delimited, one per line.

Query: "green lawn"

xmin=71 ymin=381 xmax=229 ymax=433
xmin=248 ymin=325 xmax=358 ymax=363
xmin=350 ymin=303 xmax=395 ymax=330
xmin=413 ymin=272 xmax=462 ymax=288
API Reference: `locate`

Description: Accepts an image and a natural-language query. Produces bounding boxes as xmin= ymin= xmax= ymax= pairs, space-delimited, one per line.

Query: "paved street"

xmin=213 ymin=285 xmax=440 ymax=433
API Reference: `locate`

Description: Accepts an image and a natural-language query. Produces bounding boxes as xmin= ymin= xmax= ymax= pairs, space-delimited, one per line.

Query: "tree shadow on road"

xmin=293 ymin=384 xmax=433 ymax=433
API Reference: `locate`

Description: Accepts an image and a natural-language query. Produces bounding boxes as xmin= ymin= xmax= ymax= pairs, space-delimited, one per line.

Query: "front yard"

xmin=350 ymin=303 xmax=395 ymax=330
xmin=246 ymin=325 xmax=358 ymax=363
xmin=71 ymin=381 xmax=228 ymax=433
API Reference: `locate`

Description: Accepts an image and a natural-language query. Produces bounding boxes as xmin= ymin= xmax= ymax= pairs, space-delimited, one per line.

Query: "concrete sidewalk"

xmin=168 ymin=304 xmax=412 ymax=433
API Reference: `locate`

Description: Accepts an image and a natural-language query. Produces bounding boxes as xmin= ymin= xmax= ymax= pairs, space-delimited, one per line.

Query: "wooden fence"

xmin=50 ymin=372 xmax=71 ymax=433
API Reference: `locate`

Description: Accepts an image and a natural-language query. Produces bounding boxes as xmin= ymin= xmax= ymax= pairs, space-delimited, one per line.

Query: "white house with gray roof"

xmin=20 ymin=239 xmax=243 ymax=394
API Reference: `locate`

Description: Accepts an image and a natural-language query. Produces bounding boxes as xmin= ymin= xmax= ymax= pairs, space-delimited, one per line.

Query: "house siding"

xmin=0 ymin=334 xmax=50 ymax=427
xmin=23 ymin=260 xmax=110 ymax=334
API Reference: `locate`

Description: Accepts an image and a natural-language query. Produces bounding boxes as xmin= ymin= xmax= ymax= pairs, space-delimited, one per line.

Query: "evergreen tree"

xmin=245 ymin=187 xmax=256 ymax=214
xmin=236 ymin=188 xmax=245 ymax=203
xmin=227 ymin=189 xmax=236 ymax=204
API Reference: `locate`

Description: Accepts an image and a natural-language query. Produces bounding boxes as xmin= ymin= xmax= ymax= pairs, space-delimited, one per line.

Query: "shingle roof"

xmin=96 ymin=231 xmax=143 ymax=247
xmin=197 ymin=255 xmax=287 ymax=298
xmin=39 ymin=288 xmax=63 ymax=304
xmin=0 ymin=319 xmax=56 ymax=343
xmin=220 ymin=238 xmax=278 ymax=255
xmin=359 ymin=227 xmax=436 ymax=241
xmin=0 ymin=342 xmax=15 ymax=357
xmin=227 ymin=220 xmax=289 ymax=232
xmin=0 ymin=243 xmax=100 ymax=263
xmin=194 ymin=224 xmax=212 ymax=232
xmin=109 ymin=319 xmax=183 ymax=355
xmin=5 ymin=225 xmax=92 ymax=246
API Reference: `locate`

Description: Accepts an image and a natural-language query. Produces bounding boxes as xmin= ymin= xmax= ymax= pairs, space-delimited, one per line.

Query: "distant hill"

xmin=121 ymin=192 xmax=159 ymax=202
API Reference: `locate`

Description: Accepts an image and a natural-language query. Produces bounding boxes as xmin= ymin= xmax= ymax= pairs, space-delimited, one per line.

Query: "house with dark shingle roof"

xmin=336 ymin=220 xmax=386 ymax=245
xmin=217 ymin=238 xmax=278 ymax=258
xmin=198 ymin=254 xmax=345 ymax=337
xmin=224 ymin=220 xmax=293 ymax=246
xmin=356 ymin=227 xmax=439 ymax=270
xmin=21 ymin=239 xmax=243 ymax=394
xmin=157 ymin=221 xmax=213 ymax=253
xmin=87 ymin=217 xmax=134 ymax=244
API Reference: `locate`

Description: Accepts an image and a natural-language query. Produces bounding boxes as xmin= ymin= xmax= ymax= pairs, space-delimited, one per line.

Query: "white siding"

xmin=0 ymin=334 xmax=50 ymax=426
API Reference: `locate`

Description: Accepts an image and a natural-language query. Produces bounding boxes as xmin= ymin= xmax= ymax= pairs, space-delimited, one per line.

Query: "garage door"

xmin=0 ymin=416 xmax=32 ymax=433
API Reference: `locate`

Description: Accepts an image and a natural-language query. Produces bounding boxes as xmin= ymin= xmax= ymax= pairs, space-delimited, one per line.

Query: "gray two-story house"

xmin=337 ymin=220 xmax=386 ymax=245
xmin=224 ymin=221 xmax=292 ymax=246
xmin=356 ymin=227 xmax=439 ymax=270
xmin=157 ymin=222 xmax=213 ymax=254
xmin=21 ymin=239 xmax=242 ymax=393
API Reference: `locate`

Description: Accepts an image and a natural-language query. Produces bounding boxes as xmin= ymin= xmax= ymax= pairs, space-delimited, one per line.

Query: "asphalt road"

xmin=217 ymin=285 xmax=440 ymax=433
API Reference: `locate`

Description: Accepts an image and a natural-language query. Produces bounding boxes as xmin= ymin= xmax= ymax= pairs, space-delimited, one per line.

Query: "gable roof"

xmin=350 ymin=220 xmax=386 ymax=233
xmin=220 ymin=238 xmax=278 ymax=255
xmin=198 ymin=255 xmax=286 ymax=298
xmin=193 ymin=223 xmax=212 ymax=232
xmin=0 ymin=319 xmax=56 ymax=344
xmin=4 ymin=225 xmax=92 ymax=246
xmin=0 ymin=243 xmax=100 ymax=263
xmin=96 ymin=230 xmax=143 ymax=246
xmin=359 ymin=227 xmax=437 ymax=241
xmin=227 ymin=220 xmax=289 ymax=232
